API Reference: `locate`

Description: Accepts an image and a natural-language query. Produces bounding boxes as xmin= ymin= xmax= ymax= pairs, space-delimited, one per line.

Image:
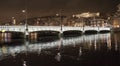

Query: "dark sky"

xmin=0 ymin=0 xmax=120 ymax=22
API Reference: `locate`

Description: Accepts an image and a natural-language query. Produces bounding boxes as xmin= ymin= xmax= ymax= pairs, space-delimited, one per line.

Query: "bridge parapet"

xmin=62 ymin=26 xmax=83 ymax=31
xmin=0 ymin=25 xmax=111 ymax=33
xmin=99 ymin=27 xmax=111 ymax=31
xmin=0 ymin=25 xmax=25 ymax=32
xmin=28 ymin=26 xmax=60 ymax=32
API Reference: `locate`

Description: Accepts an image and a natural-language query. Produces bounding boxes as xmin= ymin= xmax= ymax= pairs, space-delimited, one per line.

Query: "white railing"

xmin=0 ymin=25 xmax=111 ymax=33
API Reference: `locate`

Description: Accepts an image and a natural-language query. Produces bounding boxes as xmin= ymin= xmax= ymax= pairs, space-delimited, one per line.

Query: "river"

xmin=0 ymin=32 xmax=119 ymax=66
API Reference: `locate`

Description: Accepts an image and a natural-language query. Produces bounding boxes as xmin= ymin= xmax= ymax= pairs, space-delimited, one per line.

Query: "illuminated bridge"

xmin=0 ymin=25 xmax=111 ymax=35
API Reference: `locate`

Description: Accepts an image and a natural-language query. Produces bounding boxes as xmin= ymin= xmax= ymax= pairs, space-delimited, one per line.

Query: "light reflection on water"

xmin=0 ymin=32 xmax=119 ymax=66
xmin=0 ymin=33 xmax=12 ymax=43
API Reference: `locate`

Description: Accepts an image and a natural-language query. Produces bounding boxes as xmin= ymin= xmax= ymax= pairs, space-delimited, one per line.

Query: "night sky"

xmin=0 ymin=0 xmax=120 ymax=22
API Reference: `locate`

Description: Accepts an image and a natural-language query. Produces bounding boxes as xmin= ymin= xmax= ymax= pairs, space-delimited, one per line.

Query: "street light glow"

xmin=22 ymin=10 xmax=26 ymax=13
xmin=56 ymin=14 xmax=59 ymax=16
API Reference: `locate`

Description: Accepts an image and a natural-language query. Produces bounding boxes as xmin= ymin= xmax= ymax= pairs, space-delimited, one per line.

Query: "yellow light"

xmin=2 ymin=29 xmax=5 ymax=33
xmin=96 ymin=12 xmax=100 ymax=16
xmin=116 ymin=25 xmax=120 ymax=28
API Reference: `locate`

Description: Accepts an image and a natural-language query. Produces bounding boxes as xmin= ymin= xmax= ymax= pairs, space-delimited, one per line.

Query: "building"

xmin=112 ymin=3 xmax=120 ymax=28
xmin=71 ymin=12 xmax=109 ymax=27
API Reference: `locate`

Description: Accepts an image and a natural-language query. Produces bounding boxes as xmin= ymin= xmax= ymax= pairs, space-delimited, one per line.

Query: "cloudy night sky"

xmin=0 ymin=0 xmax=120 ymax=22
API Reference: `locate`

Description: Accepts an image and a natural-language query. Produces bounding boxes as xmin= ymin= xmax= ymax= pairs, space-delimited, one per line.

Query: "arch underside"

xmin=30 ymin=30 xmax=60 ymax=37
xmin=84 ymin=30 xmax=98 ymax=34
xmin=63 ymin=30 xmax=82 ymax=36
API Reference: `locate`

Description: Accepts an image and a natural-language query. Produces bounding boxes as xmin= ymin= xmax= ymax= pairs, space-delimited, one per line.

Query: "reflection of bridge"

xmin=0 ymin=26 xmax=111 ymax=35
xmin=0 ymin=33 xmax=111 ymax=60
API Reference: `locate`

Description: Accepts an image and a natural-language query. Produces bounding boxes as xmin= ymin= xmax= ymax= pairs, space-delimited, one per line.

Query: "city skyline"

xmin=0 ymin=0 xmax=120 ymax=22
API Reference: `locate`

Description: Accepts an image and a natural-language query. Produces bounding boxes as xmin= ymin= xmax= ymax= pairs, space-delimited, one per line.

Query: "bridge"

xmin=0 ymin=25 xmax=111 ymax=36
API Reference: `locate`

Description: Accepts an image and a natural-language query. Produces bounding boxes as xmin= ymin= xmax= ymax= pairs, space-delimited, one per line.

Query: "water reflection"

xmin=114 ymin=34 xmax=119 ymax=51
xmin=0 ymin=33 xmax=12 ymax=43
xmin=23 ymin=60 xmax=27 ymax=66
xmin=0 ymin=33 xmax=119 ymax=66
xmin=0 ymin=33 xmax=116 ymax=56
xmin=55 ymin=52 xmax=61 ymax=62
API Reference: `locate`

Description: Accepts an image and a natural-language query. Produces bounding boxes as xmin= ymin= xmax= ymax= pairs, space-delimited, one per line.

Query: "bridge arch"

xmin=29 ymin=30 xmax=60 ymax=37
xmin=63 ymin=30 xmax=83 ymax=36
xmin=84 ymin=30 xmax=98 ymax=34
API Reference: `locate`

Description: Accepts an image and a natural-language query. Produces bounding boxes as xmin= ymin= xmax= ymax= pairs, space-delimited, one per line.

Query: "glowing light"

xmin=2 ymin=29 xmax=5 ymax=33
xmin=22 ymin=10 xmax=26 ymax=13
xmin=23 ymin=61 xmax=27 ymax=66
xmin=74 ymin=12 xmax=100 ymax=18
xmin=96 ymin=12 xmax=100 ymax=16
xmin=56 ymin=13 xmax=59 ymax=16
xmin=116 ymin=25 xmax=120 ymax=28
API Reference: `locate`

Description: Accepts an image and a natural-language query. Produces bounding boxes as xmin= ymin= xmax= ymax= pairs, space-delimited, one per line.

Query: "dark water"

xmin=0 ymin=32 xmax=119 ymax=66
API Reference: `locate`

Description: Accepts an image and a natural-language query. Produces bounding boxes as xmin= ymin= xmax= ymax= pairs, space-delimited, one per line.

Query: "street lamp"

xmin=22 ymin=9 xmax=29 ymax=39
xmin=56 ymin=13 xmax=59 ymax=16
xmin=60 ymin=10 xmax=63 ymax=33
xmin=56 ymin=12 xmax=62 ymax=33
xmin=22 ymin=10 xmax=28 ymax=30
xmin=22 ymin=10 xmax=27 ymax=24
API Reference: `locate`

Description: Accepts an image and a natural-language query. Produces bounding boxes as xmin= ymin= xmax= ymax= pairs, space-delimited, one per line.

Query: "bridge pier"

xmin=59 ymin=33 xmax=63 ymax=38
xmin=81 ymin=30 xmax=86 ymax=35
xmin=59 ymin=31 xmax=63 ymax=38
xmin=24 ymin=29 xmax=29 ymax=40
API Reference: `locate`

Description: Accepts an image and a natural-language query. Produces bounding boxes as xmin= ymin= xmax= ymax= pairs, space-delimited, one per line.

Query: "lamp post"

xmin=60 ymin=11 xmax=62 ymax=32
xmin=56 ymin=11 xmax=62 ymax=34
xmin=22 ymin=10 xmax=28 ymax=29
xmin=56 ymin=9 xmax=63 ymax=37
xmin=22 ymin=9 xmax=29 ymax=39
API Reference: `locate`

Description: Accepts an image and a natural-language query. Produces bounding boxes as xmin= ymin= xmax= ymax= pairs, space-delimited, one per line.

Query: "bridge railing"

xmin=0 ymin=25 xmax=25 ymax=32
xmin=0 ymin=25 xmax=111 ymax=33
xmin=28 ymin=26 xmax=61 ymax=32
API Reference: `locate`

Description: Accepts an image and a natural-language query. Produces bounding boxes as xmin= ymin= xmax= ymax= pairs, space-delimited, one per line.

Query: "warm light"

xmin=22 ymin=10 xmax=26 ymax=13
xmin=12 ymin=17 xmax=16 ymax=25
xmin=72 ymin=14 xmax=75 ymax=17
xmin=2 ymin=29 xmax=5 ymax=33
xmin=56 ymin=14 xmax=59 ymax=16
xmin=74 ymin=12 xmax=100 ymax=18
xmin=12 ymin=17 xmax=15 ymax=19
xmin=116 ymin=25 xmax=120 ymax=28
xmin=96 ymin=12 xmax=100 ymax=16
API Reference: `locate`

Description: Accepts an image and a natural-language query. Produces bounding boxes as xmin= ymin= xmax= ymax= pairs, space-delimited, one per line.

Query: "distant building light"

xmin=56 ymin=14 xmax=59 ymax=16
xmin=96 ymin=12 xmax=100 ymax=16
xmin=12 ymin=17 xmax=16 ymax=25
xmin=22 ymin=10 xmax=26 ymax=13
xmin=12 ymin=17 xmax=15 ymax=19
xmin=116 ymin=25 xmax=120 ymax=28
xmin=74 ymin=12 xmax=100 ymax=18
xmin=72 ymin=14 xmax=75 ymax=17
